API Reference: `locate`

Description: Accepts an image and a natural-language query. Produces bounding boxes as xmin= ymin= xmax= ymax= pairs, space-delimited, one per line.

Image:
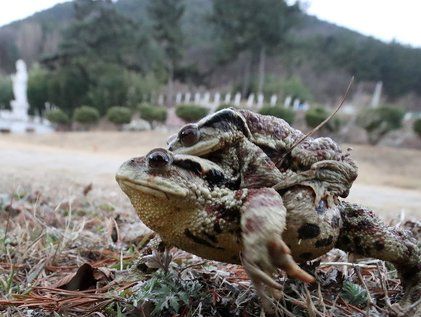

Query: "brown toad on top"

xmin=116 ymin=149 xmax=420 ymax=311
xmin=167 ymin=108 xmax=358 ymax=206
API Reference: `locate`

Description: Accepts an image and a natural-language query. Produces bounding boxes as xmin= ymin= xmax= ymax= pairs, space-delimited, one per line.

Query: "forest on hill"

xmin=1 ymin=0 xmax=421 ymax=116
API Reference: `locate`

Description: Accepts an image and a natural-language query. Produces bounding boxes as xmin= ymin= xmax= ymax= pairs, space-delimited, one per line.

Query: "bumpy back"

xmin=238 ymin=109 xmax=358 ymax=196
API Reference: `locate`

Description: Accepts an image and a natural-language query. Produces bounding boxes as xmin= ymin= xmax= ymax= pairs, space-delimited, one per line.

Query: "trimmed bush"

xmin=176 ymin=104 xmax=209 ymax=122
xmin=73 ymin=106 xmax=100 ymax=125
xmin=413 ymin=118 xmax=421 ymax=138
xmin=305 ymin=107 xmax=341 ymax=132
xmin=215 ymin=104 xmax=236 ymax=112
xmin=356 ymin=106 xmax=405 ymax=144
xmin=46 ymin=109 xmax=70 ymax=125
xmin=107 ymin=106 xmax=132 ymax=125
xmin=259 ymin=105 xmax=295 ymax=124
xmin=139 ymin=104 xmax=167 ymax=128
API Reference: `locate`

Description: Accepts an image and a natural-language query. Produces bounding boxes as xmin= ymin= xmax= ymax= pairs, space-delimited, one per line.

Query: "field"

xmin=1 ymin=131 xmax=420 ymax=217
xmin=0 ymin=131 xmax=420 ymax=316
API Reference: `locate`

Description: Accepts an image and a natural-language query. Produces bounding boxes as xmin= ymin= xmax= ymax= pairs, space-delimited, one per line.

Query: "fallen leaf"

xmin=55 ymin=263 xmax=97 ymax=291
xmin=83 ymin=183 xmax=93 ymax=196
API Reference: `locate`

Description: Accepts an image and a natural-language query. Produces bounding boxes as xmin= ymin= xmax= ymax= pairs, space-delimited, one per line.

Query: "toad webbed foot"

xmin=240 ymin=188 xmax=315 ymax=299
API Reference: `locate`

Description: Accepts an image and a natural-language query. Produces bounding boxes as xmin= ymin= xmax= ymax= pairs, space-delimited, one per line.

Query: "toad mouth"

xmin=175 ymin=138 xmax=221 ymax=156
xmin=116 ymin=175 xmax=188 ymax=199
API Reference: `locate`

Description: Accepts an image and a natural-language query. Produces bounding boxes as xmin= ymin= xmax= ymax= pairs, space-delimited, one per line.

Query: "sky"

xmin=305 ymin=0 xmax=421 ymax=48
xmin=0 ymin=0 xmax=420 ymax=48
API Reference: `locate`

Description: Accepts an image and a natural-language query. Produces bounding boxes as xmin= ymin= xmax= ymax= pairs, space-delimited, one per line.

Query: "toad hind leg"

xmin=336 ymin=202 xmax=421 ymax=306
xmin=240 ymin=188 xmax=315 ymax=290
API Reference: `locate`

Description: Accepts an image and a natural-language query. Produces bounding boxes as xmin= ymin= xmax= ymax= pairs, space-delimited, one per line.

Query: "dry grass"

xmin=0 ymin=131 xmax=420 ymax=316
xmin=0 ymin=186 xmax=419 ymax=316
xmin=2 ymin=131 xmax=421 ymax=190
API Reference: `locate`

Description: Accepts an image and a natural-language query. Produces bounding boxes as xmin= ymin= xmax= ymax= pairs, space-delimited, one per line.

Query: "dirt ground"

xmin=0 ymin=131 xmax=420 ymax=219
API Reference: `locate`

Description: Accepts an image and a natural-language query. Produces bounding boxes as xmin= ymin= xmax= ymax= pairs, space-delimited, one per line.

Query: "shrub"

xmin=215 ymin=104 xmax=236 ymax=112
xmin=73 ymin=105 xmax=100 ymax=125
xmin=305 ymin=107 xmax=341 ymax=132
xmin=28 ymin=64 xmax=49 ymax=116
xmin=0 ymin=75 xmax=12 ymax=109
xmin=259 ymin=105 xmax=295 ymax=124
xmin=175 ymin=104 xmax=209 ymax=122
xmin=107 ymin=106 xmax=132 ymax=125
xmin=46 ymin=109 xmax=70 ymax=125
xmin=139 ymin=103 xmax=167 ymax=128
xmin=413 ymin=118 xmax=421 ymax=138
xmin=356 ymin=106 xmax=405 ymax=144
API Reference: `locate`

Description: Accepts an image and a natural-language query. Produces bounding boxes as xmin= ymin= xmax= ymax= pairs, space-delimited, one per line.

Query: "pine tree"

xmin=148 ymin=0 xmax=185 ymax=107
xmin=211 ymin=0 xmax=300 ymax=95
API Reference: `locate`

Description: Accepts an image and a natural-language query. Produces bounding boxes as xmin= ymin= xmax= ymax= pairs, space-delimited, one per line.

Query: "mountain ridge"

xmin=1 ymin=0 xmax=421 ymax=108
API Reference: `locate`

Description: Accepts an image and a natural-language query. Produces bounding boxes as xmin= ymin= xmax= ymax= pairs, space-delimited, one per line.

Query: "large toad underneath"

xmin=116 ymin=149 xmax=420 ymax=310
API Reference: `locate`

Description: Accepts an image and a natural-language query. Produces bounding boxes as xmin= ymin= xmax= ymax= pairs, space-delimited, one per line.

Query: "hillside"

xmin=1 ymin=0 xmax=421 ymax=107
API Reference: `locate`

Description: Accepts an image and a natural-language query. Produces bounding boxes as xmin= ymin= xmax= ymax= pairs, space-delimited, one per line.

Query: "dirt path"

xmin=0 ymin=133 xmax=420 ymax=219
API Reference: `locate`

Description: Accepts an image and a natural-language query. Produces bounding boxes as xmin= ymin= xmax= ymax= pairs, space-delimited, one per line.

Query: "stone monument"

xmin=0 ymin=59 xmax=52 ymax=133
xmin=11 ymin=60 xmax=29 ymax=120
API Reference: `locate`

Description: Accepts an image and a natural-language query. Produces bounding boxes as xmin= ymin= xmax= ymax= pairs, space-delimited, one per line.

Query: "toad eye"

xmin=179 ymin=124 xmax=200 ymax=147
xmin=147 ymin=149 xmax=172 ymax=169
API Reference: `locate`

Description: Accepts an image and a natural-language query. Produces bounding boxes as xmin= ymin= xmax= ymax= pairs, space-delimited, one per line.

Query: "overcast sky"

xmin=0 ymin=0 xmax=420 ymax=48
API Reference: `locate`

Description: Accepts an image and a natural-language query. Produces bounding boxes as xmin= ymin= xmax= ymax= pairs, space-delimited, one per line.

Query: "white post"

xmin=247 ymin=93 xmax=255 ymax=108
xmin=194 ymin=92 xmax=201 ymax=104
xmin=202 ymin=92 xmax=211 ymax=107
xmin=257 ymin=94 xmax=264 ymax=108
xmin=224 ymin=93 xmax=231 ymax=104
xmin=234 ymin=93 xmax=241 ymax=107
xmin=213 ymin=92 xmax=221 ymax=107
xmin=270 ymin=95 xmax=277 ymax=106
xmin=158 ymin=94 xmax=164 ymax=106
xmin=284 ymin=96 xmax=292 ymax=108
xmin=371 ymin=81 xmax=382 ymax=108
xmin=175 ymin=92 xmax=182 ymax=105
xmin=184 ymin=92 xmax=191 ymax=104
xmin=209 ymin=92 xmax=220 ymax=113
xmin=293 ymin=99 xmax=300 ymax=110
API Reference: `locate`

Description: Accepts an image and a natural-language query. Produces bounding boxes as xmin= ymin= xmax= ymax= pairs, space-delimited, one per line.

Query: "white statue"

xmin=10 ymin=59 xmax=29 ymax=120
xmin=0 ymin=60 xmax=53 ymax=133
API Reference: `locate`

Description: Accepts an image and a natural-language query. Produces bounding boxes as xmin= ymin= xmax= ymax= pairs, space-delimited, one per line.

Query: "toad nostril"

xmin=147 ymin=149 xmax=172 ymax=169
xmin=127 ymin=158 xmax=137 ymax=166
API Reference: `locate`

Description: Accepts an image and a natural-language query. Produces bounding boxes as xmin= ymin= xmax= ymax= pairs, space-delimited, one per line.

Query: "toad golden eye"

xmin=147 ymin=149 xmax=172 ymax=168
xmin=179 ymin=125 xmax=200 ymax=146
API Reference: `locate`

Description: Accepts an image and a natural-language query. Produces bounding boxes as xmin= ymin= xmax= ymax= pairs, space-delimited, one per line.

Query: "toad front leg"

xmin=337 ymin=202 xmax=421 ymax=307
xmin=240 ymin=188 xmax=315 ymax=305
xmin=273 ymin=160 xmax=357 ymax=207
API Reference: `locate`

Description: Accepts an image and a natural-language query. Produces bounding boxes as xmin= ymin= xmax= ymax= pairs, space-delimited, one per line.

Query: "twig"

xmin=317 ymin=282 xmax=327 ymax=316
xmin=355 ymin=265 xmax=373 ymax=312
xmin=304 ymin=285 xmax=321 ymax=317
xmin=319 ymin=262 xmax=377 ymax=269
xmin=177 ymin=261 xmax=207 ymax=276
xmin=276 ymin=76 xmax=354 ymax=166
xmin=376 ymin=262 xmax=393 ymax=310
